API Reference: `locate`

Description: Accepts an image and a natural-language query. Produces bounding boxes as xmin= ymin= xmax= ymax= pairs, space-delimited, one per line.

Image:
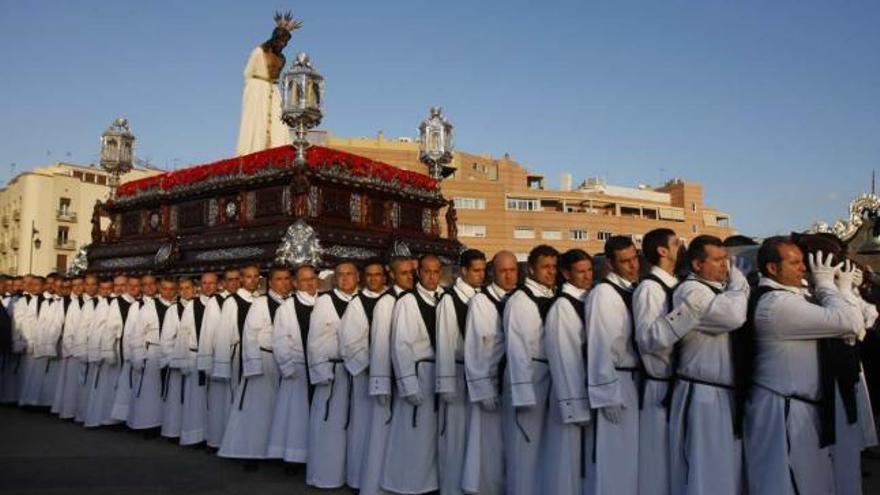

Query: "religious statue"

xmin=445 ymin=199 xmax=458 ymax=240
xmin=236 ymin=11 xmax=303 ymax=156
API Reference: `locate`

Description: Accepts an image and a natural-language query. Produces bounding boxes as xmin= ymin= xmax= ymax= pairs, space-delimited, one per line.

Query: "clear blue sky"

xmin=1 ymin=0 xmax=878 ymax=236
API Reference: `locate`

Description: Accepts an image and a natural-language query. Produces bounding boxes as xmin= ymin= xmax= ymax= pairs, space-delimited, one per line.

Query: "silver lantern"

xmin=418 ymin=106 xmax=455 ymax=183
xmin=281 ymin=53 xmax=324 ymax=167
xmin=100 ymin=117 xmax=135 ymax=199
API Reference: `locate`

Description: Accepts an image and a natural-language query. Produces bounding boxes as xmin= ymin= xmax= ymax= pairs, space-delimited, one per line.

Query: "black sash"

xmin=640 ymin=273 xmax=675 ymax=312
xmin=444 ymin=287 xmax=470 ymax=338
xmin=230 ymin=293 xmax=252 ymax=379
xmin=485 ymin=289 xmax=511 ymax=396
xmin=267 ymin=296 xmax=281 ymax=324
xmin=117 ymin=298 xmax=137 ymax=363
xmin=517 ymin=284 xmax=554 ymax=322
xmin=36 ymin=294 xmax=45 ymax=314
xmin=409 ymin=289 xmax=438 ymax=350
xmin=0 ymin=297 xmax=11 ymax=355
xmin=819 ymin=339 xmax=860 ymax=448
xmin=155 ymin=301 xmax=170 ymax=336
xmin=557 ymin=292 xmax=586 ymax=324
xmin=360 ymin=292 xmax=383 ymax=328
xmin=193 ymin=298 xmax=206 ymax=341
xmin=177 ymin=302 xmax=186 ymax=319
xmin=327 ymin=290 xmax=350 ymax=319
xmin=292 ymin=294 xmax=316 ymax=403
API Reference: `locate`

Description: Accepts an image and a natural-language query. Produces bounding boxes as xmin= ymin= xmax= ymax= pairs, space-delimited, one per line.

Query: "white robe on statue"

xmin=667 ymin=269 xmax=749 ymax=495
xmin=219 ymin=291 xmax=285 ymax=459
xmin=129 ymin=297 xmax=175 ymax=430
xmin=235 ymin=46 xmax=289 ymax=156
xmin=746 ymin=276 xmax=862 ymax=495
xmin=74 ymin=295 xmax=99 ymax=422
xmin=84 ymin=296 xmax=112 ymax=427
xmin=463 ymin=283 xmax=509 ymax=495
xmin=269 ymin=290 xmax=314 ymax=462
xmin=307 ymin=288 xmax=356 ymax=489
xmin=545 ymin=282 xmax=592 ymax=495
xmin=339 ymin=288 xmax=384 ymax=489
xmin=197 ymin=294 xmax=227 ymax=447
xmin=632 ymin=266 xmax=681 ymax=495
xmin=159 ymin=301 xmax=187 ymax=438
xmin=502 ymin=278 xmax=554 ymax=495
xmin=436 ymin=278 xmax=477 ymax=495
xmin=383 ymin=283 xmax=443 ymax=494
xmin=112 ymin=297 xmax=145 ymax=423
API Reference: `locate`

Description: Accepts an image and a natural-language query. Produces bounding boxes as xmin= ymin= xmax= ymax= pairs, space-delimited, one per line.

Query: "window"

xmin=570 ymin=229 xmax=588 ymax=241
xmin=506 ymin=198 xmax=541 ymax=211
xmin=55 ymin=254 xmax=67 ymax=272
xmin=58 ymin=198 xmax=71 ymax=215
xmin=85 ymin=173 xmax=95 ymax=183
xmin=513 ymin=227 xmax=535 ymax=239
xmin=459 ymin=224 xmax=487 ymax=238
xmin=97 ymin=175 xmax=107 ymax=185
xmin=691 ymin=224 xmax=698 ymax=234
xmin=542 ymin=229 xmax=562 ymax=240
xmin=72 ymin=171 xmax=83 ymax=180
xmin=691 ymin=202 xmax=697 ymax=212
xmin=598 ymin=231 xmax=613 ymax=241
xmin=453 ymin=197 xmax=487 ymax=210
xmin=57 ymin=226 xmax=69 ymax=243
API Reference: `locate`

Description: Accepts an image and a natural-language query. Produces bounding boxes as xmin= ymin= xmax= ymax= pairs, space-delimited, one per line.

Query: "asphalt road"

xmin=0 ymin=403 xmax=877 ymax=494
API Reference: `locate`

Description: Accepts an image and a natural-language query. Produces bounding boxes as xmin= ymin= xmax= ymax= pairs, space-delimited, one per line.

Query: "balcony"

xmin=56 ymin=210 xmax=77 ymax=222
xmin=10 ymin=237 xmax=19 ymax=250
xmin=12 ymin=210 xmax=20 ymax=221
xmin=55 ymin=239 xmax=77 ymax=250
xmin=1 ymin=215 xmax=7 ymax=227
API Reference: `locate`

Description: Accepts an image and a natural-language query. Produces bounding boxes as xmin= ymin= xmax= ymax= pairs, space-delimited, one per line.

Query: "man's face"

xmin=159 ymin=281 xmax=177 ymax=302
xmin=98 ymin=282 xmax=113 ymax=298
xmin=141 ymin=276 xmax=157 ymax=297
xmin=200 ymin=273 xmax=218 ymax=297
xmin=610 ymin=246 xmax=640 ymax=283
xmin=3 ymin=280 xmax=12 ymax=293
xmin=113 ymin=276 xmax=127 ymax=295
xmin=768 ymin=244 xmax=806 ymax=288
xmin=84 ymin=277 xmax=98 ymax=297
xmin=692 ymin=244 xmax=729 ymax=283
xmin=71 ymin=279 xmax=84 ymax=296
xmin=418 ymin=257 xmax=442 ymax=291
xmin=493 ymin=255 xmax=519 ymax=291
xmin=179 ymin=280 xmax=195 ymax=300
xmin=565 ymin=259 xmax=594 ymax=291
xmin=363 ymin=264 xmax=386 ymax=293
xmin=45 ymin=277 xmax=57 ymax=294
xmin=529 ymin=255 xmax=557 ymax=288
xmin=242 ymin=267 xmax=261 ymax=292
xmin=224 ymin=270 xmax=242 ymax=293
xmin=335 ymin=263 xmax=359 ymax=294
xmin=462 ymin=259 xmax=487 ymax=289
xmin=59 ymin=281 xmax=72 ymax=297
xmin=127 ymin=278 xmax=141 ymax=298
xmin=391 ymin=261 xmax=415 ymax=291
xmin=52 ymin=279 xmax=63 ymax=294
xmin=12 ymin=279 xmax=23 ymax=292
xmin=295 ymin=267 xmax=318 ymax=296
xmin=269 ymin=270 xmax=292 ymax=298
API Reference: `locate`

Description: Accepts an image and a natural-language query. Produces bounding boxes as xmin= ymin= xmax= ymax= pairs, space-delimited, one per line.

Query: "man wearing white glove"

xmin=462 ymin=251 xmax=518 ymax=495
xmin=667 ymin=235 xmax=749 ymax=495
xmin=586 ymin=236 xmax=642 ymax=495
xmin=382 ymin=255 xmax=444 ymax=494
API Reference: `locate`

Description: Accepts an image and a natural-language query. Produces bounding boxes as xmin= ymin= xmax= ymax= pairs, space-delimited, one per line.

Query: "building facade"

xmin=316 ymin=130 xmax=734 ymax=259
xmin=0 ymin=162 xmax=162 ymax=276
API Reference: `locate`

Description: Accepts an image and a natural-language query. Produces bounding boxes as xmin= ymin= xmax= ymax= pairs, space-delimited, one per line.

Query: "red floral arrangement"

xmin=116 ymin=145 xmax=437 ymax=198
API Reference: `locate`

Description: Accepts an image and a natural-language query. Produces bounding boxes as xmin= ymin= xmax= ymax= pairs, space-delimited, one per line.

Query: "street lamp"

xmin=100 ymin=117 xmax=135 ymax=199
xmin=28 ymin=220 xmax=40 ymax=274
xmin=281 ymin=53 xmax=324 ymax=167
xmin=418 ymin=106 xmax=455 ymax=184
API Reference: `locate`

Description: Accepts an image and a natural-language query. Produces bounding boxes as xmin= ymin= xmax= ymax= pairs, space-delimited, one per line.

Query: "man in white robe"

xmin=0 ymin=277 xmax=25 ymax=405
xmin=54 ymin=277 xmax=83 ymax=419
xmin=463 ymin=251 xmax=518 ymax=495
xmin=436 ymin=249 xmax=486 ymax=495
xmin=113 ymin=275 xmax=155 ymax=424
xmin=175 ymin=272 xmax=221 ymax=446
xmin=129 ymin=278 xmax=177 ymax=431
xmin=36 ymin=275 xmax=64 ymax=407
xmin=211 ymin=266 xmax=261 ymax=446
xmin=545 ymin=249 xmax=593 ymax=495
xmin=667 ymin=236 xmax=749 ymax=495
xmin=91 ymin=275 xmax=129 ymax=425
xmin=74 ymin=276 xmax=99 ymax=422
xmin=159 ymin=277 xmax=196 ymax=438
xmin=19 ymin=275 xmax=53 ymax=406
xmin=83 ymin=279 xmax=114 ymax=427
xmin=746 ymin=239 xmax=863 ymax=494
xmin=632 ymin=228 xmax=683 ymax=495
xmin=306 ymin=261 xmax=359 ymax=488
xmin=338 ymin=259 xmax=387 ymax=490
xmin=502 ymin=245 xmax=557 ymax=495
xmin=382 ymin=254 xmax=445 ymax=494
xmin=270 ymin=264 xmax=318 ymax=463
xmin=220 ymin=267 xmax=291 ymax=459
xmin=200 ymin=268 xmax=240 ymax=448
xmin=101 ymin=276 xmax=140 ymax=425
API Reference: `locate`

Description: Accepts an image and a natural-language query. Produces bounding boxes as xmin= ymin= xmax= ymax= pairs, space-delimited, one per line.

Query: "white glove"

xmin=439 ymin=392 xmax=456 ymax=404
xmin=852 ymin=267 xmax=864 ymax=290
xmin=809 ymin=250 xmax=841 ymax=289
xmin=480 ymin=397 xmax=499 ymax=411
xmin=376 ymin=394 xmax=390 ymax=407
xmin=406 ymin=391 xmax=424 ymax=406
xmin=601 ymin=405 xmax=624 ymax=424
xmin=727 ymin=260 xmax=747 ymax=290
xmin=835 ymin=260 xmax=856 ymax=296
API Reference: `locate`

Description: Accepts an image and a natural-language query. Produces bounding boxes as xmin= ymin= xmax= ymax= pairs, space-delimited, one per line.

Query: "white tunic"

xmin=197 ymin=294 xmax=227 ymax=447
xmin=174 ymin=294 xmax=217 ymax=446
xmin=586 ymin=272 xmax=639 ymax=495
xmin=383 ymin=283 xmax=443 ymax=494
xmin=463 ymin=283 xmax=508 ymax=495
xmin=668 ymin=270 xmax=749 ymax=495
xmin=38 ymin=295 xmax=65 ymax=408
xmin=99 ymin=295 xmax=134 ymax=425
xmin=307 ymin=288 xmax=356 ymax=489
xmin=502 ymin=278 xmax=554 ymax=495
xmin=52 ymin=297 xmax=80 ymax=417
xmin=436 ymin=278 xmax=477 ymax=495
xmin=339 ymin=287 xmax=384 ymax=489
xmin=74 ymin=295 xmax=99 ymax=422
xmin=19 ymin=293 xmax=52 ymax=406
xmin=1 ymin=295 xmax=27 ymax=404
xmin=269 ymin=290 xmax=314 ymax=462
xmin=219 ymin=291 xmax=285 ymax=459
xmin=545 ymin=282 xmax=592 ymax=495
xmin=129 ymin=297 xmax=175 ymax=430
xmin=159 ymin=300 xmax=187 ymax=438
xmin=83 ymin=296 xmax=113 ymax=427
xmin=57 ymin=297 xmax=84 ymax=418
xmin=632 ymin=266 xmax=680 ymax=495
xmin=111 ymin=297 xmax=145 ymax=423
xmin=747 ymin=276 xmax=862 ymax=495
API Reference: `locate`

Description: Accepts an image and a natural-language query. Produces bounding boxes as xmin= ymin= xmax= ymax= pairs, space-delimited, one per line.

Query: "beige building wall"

xmin=0 ymin=163 xmax=162 ymax=276
xmin=316 ymin=130 xmax=735 ymax=259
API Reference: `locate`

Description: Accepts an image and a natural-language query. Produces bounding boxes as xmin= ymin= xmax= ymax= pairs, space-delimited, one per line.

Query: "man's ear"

xmin=765 ymin=262 xmax=778 ymax=278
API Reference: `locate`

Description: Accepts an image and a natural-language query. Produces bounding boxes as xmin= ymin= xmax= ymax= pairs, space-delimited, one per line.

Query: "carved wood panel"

xmin=178 ymin=200 xmax=206 ymax=229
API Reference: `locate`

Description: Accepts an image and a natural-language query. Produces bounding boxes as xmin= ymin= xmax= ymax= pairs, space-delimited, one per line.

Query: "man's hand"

xmin=601 ymin=405 xmax=624 ymax=424
xmin=406 ymin=392 xmax=424 ymax=407
xmin=480 ymin=397 xmax=499 ymax=411
xmin=376 ymin=394 xmax=390 ymax=407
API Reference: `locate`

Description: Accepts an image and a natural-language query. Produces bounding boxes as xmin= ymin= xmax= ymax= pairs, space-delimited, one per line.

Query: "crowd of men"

xmin=0 ymin=229 xmax=876 ymax=495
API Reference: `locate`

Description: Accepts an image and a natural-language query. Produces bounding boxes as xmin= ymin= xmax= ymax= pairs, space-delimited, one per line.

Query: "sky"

xmin=0 ymin=0 xmax=878 ymax=236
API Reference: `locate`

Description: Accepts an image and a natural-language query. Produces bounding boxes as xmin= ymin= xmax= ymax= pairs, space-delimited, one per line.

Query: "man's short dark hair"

xmin=46 ymin=272 xmax=61 ymax=280
xmin=686 ymin=235 xmax=724 ymax=265
xmin=757 ymin=236 xmax=798 ymax=277
xmin=361 ymin=258 xmax=385 ymax=271
xmin=723 ymin=235 xmax=758 ymax=247
xmin=268 ymin=264 xmax=291 ymax=280
xmin=559 ymin=249 xmax=592 ymax=272
xmin=418 ymin=254 xmax=441 ymax=267
xmin=527 ymin=245 xmax=559 ymax=269
xmin=459 ymin=249 xmax=486 ymax=270
xmin=294 ymin=264 xmax=316 ymax=277
xmin=604 ymin=236 xmax=636 ymax=262
xmin=642 ymin=229 xmax=676 ymax=266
